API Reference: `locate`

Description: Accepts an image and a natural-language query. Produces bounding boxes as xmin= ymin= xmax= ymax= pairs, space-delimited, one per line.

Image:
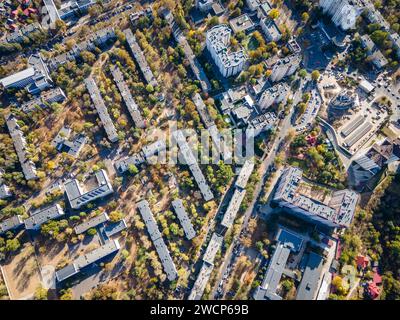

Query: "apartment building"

xmin=273 ymin=166 xmax=359 ymax=228
xmin=206 ymin=25 xmax=247 ymax=78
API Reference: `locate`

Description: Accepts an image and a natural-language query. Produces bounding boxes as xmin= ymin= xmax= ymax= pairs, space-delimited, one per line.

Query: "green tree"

xmin=109 ymin=211 xmax=123 ymax=222
xmin=268 ymin=9 xmax=280 ymax=20
xmin=34 ymin=286 xmax=48 ymax=300
xmin=5 ymin=238 xmax=20 ymax=252
xmin=301 ymin=12 xmax=310 ymax=23
xmin=128 ymin=164 xmax=139 ymax=175
xmin=311 ymin=70 xmax=320 ymax=81
xmin=298 ymin=69 xmax=307 ymax=78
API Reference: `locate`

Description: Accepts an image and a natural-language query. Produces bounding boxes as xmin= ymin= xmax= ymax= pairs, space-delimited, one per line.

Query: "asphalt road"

xmin=210 ymin=85 xmax=302 ymax=299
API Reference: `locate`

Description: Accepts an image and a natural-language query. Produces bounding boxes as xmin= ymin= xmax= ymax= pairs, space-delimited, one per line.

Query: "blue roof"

xmin=277 ymin=228 xmax=303 ymax=253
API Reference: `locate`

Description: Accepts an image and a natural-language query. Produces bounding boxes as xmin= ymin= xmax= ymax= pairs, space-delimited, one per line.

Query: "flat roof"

xmin=203 ymin=232 xmax=223 ymax=265
xmin=171 ymin=199 xmax=196 ymax=240
xmin=24 ymin=204 xmax=64 ymax=230
xmin=136 ymin=200 xmax=178 ymax=281
xmin=221 ymin=188 xmax=246 ymax=229
xmin=74 ymin=212 xmax=109 ymax=234
xmin=110 ymin=65 xmax=146 ymax=129
xmin=84 ymin=77 xmax=119 ymax=143
xmin=296 ymin=252 xmax=325 ymax=300
xmin=254 ymin=243 xmax=291 ymax=300
xmin=235 ymin=159 xmax=254 ymax=189
xmin=0 ymin=67 xmax=35 ymax=88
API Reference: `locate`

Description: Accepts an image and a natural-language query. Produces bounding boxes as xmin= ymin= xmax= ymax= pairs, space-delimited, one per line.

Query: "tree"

xmin=298 ymin=69 xmax=307 ymax=78
xmin=146 ymin=84 xmax=154 ymax=93
xmin=128 ymin=164 xmax=139 ymax=175
xmin=87 ymin=228 xmax=97 ymax=236
xmin=207 ymin=16 xmax=219 ymax=28
xmin=5 ymin=238 xmax=20 ymax=252
xmin=268 ymin=9 xmax=280 ymax=20
xmin=311 ymin=70 xmax=320 ymax=81
xmin=34 ymin=286 xmax=48 ymax=300
xmin=60 ymin=288 xmax=73 ymax=300
xmin=301 ymin=12 xmax=310 ymax=23
xmin=54 ymin=19 xmax=67 ymax=35
xmin=109 ymin=211 xmax=123 ymax=222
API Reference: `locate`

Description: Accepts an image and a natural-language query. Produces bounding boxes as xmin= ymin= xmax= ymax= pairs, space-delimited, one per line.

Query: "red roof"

xmin=356 ymin=255 xmax=369 ymax=269
xmin=306 ymin=135 xmax=317 ymax=145
xmin=368 ymin=282 xmax=380 ymax=299
xmin=373 ymin=273 xmax=382 ymax=285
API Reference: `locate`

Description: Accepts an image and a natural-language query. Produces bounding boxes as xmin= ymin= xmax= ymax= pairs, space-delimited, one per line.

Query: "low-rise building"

xmin=174 ymin=130 xmax=214 ymax=201
xmin=0 ymin=215 xmax=23 ymax=235
xmin=349 ymin=138 xmax=400 ymax=191
xmin=56 ymin=239 xmax=120 ymax=282
xmin=273 ymin=166 xmax=359 ymax=228
xmin=296 ymin=252 xmax=325 ymax=300
xmin=48 ymin=27 xmax=116 ymax=71
xmin=130 ymin=6 xmax=154 ymax=26
xmin=171 ymin=199 xmax=196 ymax=240
xmin=64 ymin=169 xmax=114 ymax=209
xmin=114 ymin=139 xmax=166 ymax=173
xmin=206 ymin=24 xmax=247 ymax=78
xmin=253 ymin=242 xmax=291 ymax=300
xmin=0 ymin=54 xmax=52 ymax=94
xmin=110 ymin=65 xmax=146 ymax=129
xmin=24 ymin=204 xmax=65 ymax=230
xmin=52 ymin=127 xmax=87 ymax=158
xmin=360 ymin=34 xmax=388 ymax=69
xmin=84 ymin=77 xmax=119 ymax=143
xmin=136 ymin=200 xmax=178 ymax=281
xmin=229 ymin=14 xmax=255 ymax=34
xmin=329 ymin=90 xmax=359 ymax=111
xmin=5 ymin=114 xmax=38 ymax=180
xmin=21 ymin=87 xmax=66 ymax=113
xmin=0 ymin=170 xmax=11 ymax=200
xmin=58 ymin=0 xmax=97 ymax=20
xmin=4 ymin=22 xmax=42 ymax=44
xmin=74 ymin=212 xmax=109 ymax=235
xmin=124 ymin=28 xmax=158 ymax=88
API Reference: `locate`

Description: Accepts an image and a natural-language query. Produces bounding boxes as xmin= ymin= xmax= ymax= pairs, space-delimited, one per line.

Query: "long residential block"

xmin=5 ymin=114 xmax=38 ymax=180
xmin=124 ymin=28 xmax=158 ymax=87
xmin=174 ymin=130 xmax=214 ymax=201
xmin=136 ymin=200 xmax=178 ymax=281
xmin=84 ymin=77 xmax=119 ymax=143
xmin=171 ymin=199 xmax=196 ymax=240
xmin=24 ymin=204 xmax=65 ymax=230
xmin=74 ymin=212 xmax=109 ymax=235
xmin=110 ymin=65 xmax=146 ymax=129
